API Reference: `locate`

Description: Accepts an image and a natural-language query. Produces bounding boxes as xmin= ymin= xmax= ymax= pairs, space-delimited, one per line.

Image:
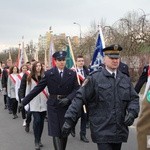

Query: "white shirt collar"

xmin=105 ymin=66 xmax=117 ymax=77
xmin=77 ymin=67 xmax=83 ymax=72
xmin=58 ymin=69 xmax=63 ymax=73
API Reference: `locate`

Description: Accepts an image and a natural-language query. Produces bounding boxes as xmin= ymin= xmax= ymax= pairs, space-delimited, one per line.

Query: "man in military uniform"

xmin=20 ymin=51 xmax=79 ymax=150
xmin=118 ymin=61 xmax=130 ymax=77
xmin=62 ymin=44 xmax=139 ymax=150
xmin=135 ymin=58 xmax=150 ymax=150
xmin=135 ymin=64 xmax=149 ymax=93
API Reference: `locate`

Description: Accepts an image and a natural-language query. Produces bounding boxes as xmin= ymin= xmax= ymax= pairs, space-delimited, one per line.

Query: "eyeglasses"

xmin=57 ymin=58 xmax=66 ymax=61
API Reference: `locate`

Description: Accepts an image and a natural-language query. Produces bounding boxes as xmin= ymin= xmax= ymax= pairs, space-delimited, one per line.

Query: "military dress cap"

xmin=53 ymin=51 xmax=67 ymax=60
xmin=103 ymin=44 xmax=123 ymax=58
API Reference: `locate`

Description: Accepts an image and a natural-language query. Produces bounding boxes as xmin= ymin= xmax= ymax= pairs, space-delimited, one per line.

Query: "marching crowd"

xmin=0 ymin=44 xmax=149 ymax=150
xmin=0 ymin=52 xmax=90 ymax=150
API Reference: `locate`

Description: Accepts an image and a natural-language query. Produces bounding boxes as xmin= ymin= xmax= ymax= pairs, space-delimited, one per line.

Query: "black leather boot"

xmin=53 ymin=137 xmax=62 ymax=150
xmin=25 ymin=123 xmax=30 ymax=132
xmin=60 ymin=137 xmax=68 ymax=150
xmin=39 ymin=141 xmax=43 ymax=147
xmin=35 ymin=138 xmax=40 ymax=150
xmin=80 ymin=135 xmax=89 ymax=143
xmin=35 ymin=143 xmax=40 ymax=150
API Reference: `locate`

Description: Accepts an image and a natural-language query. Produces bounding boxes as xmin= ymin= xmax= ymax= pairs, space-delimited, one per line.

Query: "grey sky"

xmin=0 ymin=0 xmax=149 ymax=50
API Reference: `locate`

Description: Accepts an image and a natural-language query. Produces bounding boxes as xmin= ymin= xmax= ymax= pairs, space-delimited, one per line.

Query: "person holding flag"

xmin=70 ymin=55 xmax=90 ymax=143
xmin=135 ymin=58 xmax=150 ymax=150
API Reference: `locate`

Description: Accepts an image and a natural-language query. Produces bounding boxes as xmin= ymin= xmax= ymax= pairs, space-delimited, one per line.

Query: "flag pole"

xmin=67 ymin=37 xmax=87 ymax=113
xmin=44 ymin=48 xmax=47 ymax=71
xmin=17 ymin=43 xmax=21 ymax=67
xmin=67 ymin=37 xmax=81 ymax=85
xmin=98 ymin=24 xmax=105 ymax=48
xmin=8 ymin=50 xmax=12 ymax=60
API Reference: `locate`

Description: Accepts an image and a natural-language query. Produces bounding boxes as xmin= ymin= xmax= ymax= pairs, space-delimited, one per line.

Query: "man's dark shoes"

xmin=70 ymin=128 xmax=75 ymax=137
xmin=35 ymin=143 xmax=40 ymax=150
xmin=9 ymin=110 xmax=12 ymax=114
xmin=4 ymin=105 xmax=7 ymax=109
xmin=25 ymin=124 xmax=30 ymax=132
xmin=13 ymin=114 xmax=18 ymax=119
xmin=80 ymin=135 xmax=89 ymax=143
xmin=39 ymin=141 xmax=43 ymax=147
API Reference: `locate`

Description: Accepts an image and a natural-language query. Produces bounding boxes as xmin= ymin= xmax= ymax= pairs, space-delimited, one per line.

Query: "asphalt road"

xmin=0 ymin=92 xmax=138 ymax=150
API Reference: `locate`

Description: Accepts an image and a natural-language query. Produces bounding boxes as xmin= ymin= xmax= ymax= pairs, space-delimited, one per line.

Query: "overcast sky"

xmin=0 ymin=0 xmax=149 ymax=50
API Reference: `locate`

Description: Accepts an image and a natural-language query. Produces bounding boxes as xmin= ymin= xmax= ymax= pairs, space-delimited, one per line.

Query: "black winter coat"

xmin=1 ymin=66 xmax=9 ymax=89
xmin=135 ymin=65 xmax=149 ymax=93
xmin=65 ymin=68 xmax=139 ymax=143
xmin=22 ymin=67 xmax=79 ymax=136
xmin=118 ymin=61 xmax=130 ymax=77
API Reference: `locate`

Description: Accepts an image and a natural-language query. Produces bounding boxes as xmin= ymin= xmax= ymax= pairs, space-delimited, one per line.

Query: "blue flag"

xmin=91 ymin=33 xmax=104 ymax=66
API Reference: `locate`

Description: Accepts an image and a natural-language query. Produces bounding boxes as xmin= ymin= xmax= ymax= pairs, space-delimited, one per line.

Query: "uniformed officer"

xmin=118 ymin=61 xmax=130 ymax=77
xmin=20 ymin=51 xmax=79 ymax=150
xmin=135 ymin=58 xmax=150 ymax=150
xmin=135 ymin=64 xmax=149 ymax=93
xmin=62 ymin=44 xmax=139 ymax=150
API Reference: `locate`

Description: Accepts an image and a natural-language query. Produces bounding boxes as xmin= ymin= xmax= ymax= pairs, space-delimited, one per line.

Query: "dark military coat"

xmin=135 ymin=65 xmax=150 ymax=150
xmin=118 ymin=61 xmax=130 ymax=77
xmin=135 ymin=65 xmax=149 ymax=93
xmin=22 ymin=66 xmax=79 ymax=136
xmin=65 ymin=68 xmax=139 ymax=143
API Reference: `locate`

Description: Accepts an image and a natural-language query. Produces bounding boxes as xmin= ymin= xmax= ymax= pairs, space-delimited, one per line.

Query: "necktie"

xmin=80 ymin=69 xmax=83 ymax=75
xmin=112 ymin=72 xmax=115 ymax=78
xmin=60 ymin=71 xmax=63 ymax=78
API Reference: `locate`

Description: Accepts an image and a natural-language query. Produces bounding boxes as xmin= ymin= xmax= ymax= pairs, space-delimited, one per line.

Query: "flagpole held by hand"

xmin=67 ymin=37 xmax=87 ymax=113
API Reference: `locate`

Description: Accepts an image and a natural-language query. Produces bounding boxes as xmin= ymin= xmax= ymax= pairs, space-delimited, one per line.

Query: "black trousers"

xmin=7 ymin=96 xmax=13 ymax=111
xmin=26 ymin=111 xmax=32 ymax=125
xmin=4 ymin=95 xmax=7 ymax=105
xmin=11 ymin=98 xmax=18 ymax=115
xmin=32 ymin=111 xmax=46 ymax=143
xmin=21 ymin=107 xmax=26 ymax=119
xmin=72 ymin=108 xmax=87 ymax=136
xmin=80 ymin=109 xmax=87 ymax=136
xmin=97 ymin=143 xmax=122 ymax=150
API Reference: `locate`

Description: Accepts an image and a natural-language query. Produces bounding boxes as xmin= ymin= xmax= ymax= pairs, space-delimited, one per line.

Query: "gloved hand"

xmin=58 ymin=98 xmax=70 ymax=107
xmin=62 ymin=121 xmax=72 ymax=137
xmin=18 ymin=102 xmax=23 ymax=113
xmin=124 ymin=113 xmax=135 ymax=126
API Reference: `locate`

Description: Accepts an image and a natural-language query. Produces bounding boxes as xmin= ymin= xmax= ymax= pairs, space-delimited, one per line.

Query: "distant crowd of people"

xmin=0 ymin=44 xmax=149 ymax=150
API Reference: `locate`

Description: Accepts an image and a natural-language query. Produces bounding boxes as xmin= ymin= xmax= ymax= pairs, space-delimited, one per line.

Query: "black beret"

xmin=53 ymin=51 xmax=67 ymax=60
xmin=103 ymin=44 xmax=123 ymax=58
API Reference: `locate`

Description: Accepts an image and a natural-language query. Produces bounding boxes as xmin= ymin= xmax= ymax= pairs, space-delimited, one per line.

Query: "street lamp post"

xmin=73 ymin=22 xmax=82 ymax=47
